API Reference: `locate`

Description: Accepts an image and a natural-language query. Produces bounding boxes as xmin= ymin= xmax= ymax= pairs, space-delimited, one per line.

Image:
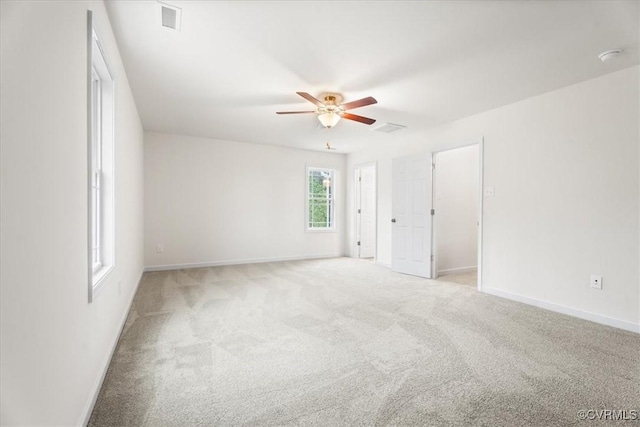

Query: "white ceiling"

xmin=105 ymin=1 xmax=639 ymax=153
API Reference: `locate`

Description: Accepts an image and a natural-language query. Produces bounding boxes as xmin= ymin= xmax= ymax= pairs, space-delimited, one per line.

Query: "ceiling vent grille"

xmin=159 ymin=2 xmax=182 ymax=31
xmin=374 ymin=123 xmax=407 ymax=133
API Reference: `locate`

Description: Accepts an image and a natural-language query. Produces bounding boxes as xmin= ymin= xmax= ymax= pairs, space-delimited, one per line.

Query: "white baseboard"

xmin=144 ymin=253 xmax=343 ymax=272
xmin=437 ymin=265 xmax=477 ymax=276
xmin=80 ymin=269 xmax=144 ymax=426
xmin=482 ymin=287 xmax=640 ymax=334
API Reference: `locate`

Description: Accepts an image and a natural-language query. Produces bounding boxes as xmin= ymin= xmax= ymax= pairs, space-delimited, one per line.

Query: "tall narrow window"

xmin=88 ymin=23 xmax=115 ymax=301
xmin=91 ymin=69 xmax=102 ymax=272
xmin=307 ymin=167 xmax=335 ymax=230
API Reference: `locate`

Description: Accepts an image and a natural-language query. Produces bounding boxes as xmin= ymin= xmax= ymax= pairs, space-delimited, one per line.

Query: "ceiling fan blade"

xmin=276 ymin=111 xmax=316 ymax=114
xmin=340 ymin=96 xmax=377 ymax=111
xmin=296 ymin=92 xmax=325 ymax=108
xmin=341 ymin=112 xmax=376 ymax=125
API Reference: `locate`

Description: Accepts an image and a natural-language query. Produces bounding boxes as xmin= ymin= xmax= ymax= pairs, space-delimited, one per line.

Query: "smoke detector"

xmin=599 ymin=49 xmax=623 ymax=62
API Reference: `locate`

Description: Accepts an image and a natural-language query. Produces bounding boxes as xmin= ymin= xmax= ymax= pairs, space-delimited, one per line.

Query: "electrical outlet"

xmin=590 ymin=275 xmax=602 ymax=290
xmin=156 ymin=244 xmax=164 ymax=253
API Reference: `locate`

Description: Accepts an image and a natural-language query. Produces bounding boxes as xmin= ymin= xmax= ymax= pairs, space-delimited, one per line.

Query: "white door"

xmin=392 ymin=155 xmax=432 ymax=278
xmin=356 ymin=164 xmax=376 ymax=258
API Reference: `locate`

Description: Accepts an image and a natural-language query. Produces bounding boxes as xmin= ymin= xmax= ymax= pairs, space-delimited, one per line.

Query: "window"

xmin=91 ymin=69 xmax=102 ymax=273
xmin=88 ymin=26 xmax=115 ymax=301
xmin=307 ymin=167 xmax=335 ymax=230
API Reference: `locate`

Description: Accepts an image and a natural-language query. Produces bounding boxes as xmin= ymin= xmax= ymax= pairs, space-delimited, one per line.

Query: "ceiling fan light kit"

xmin=318 ymin=112 xmax=341 ymax=128
xmin=277 ymin=92 xmax=377 ymax=128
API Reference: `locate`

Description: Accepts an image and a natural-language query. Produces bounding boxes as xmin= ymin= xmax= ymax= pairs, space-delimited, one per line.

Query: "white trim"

xmin=87 ymin=10 xmax=94 ymax=302
xmin=353 ymin=161 xmax=377 ymax=260
xmin=431 ymin=137 xmax=483 ymax=154
xmin=482 ymin=287 xmax=640 ymax=334
xmin=354 ymin=168 xmax=360 ymax=257
xmin=429 ymin=137 xmax=484 ymax=291
xmin=91 ymin=264 xmax=115 ymax=299
xmin=437 ymin=266 xmax=477 ymax=276
xmin=430 ymin=152 xmax=437 ymax=279
xmin=144 ymin=253 xmax=343 ymax=272
xmin=80 ymin=269 xmax=145 ymax=426
xmin=477 ymin=138 xmax=484 ymax=292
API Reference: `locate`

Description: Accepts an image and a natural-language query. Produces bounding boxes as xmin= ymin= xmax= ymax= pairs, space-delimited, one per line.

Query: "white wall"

xmin=346 ymin=66 xmax=639 ymax=331
xmin=144 ymin=132 xmax=345 ymax=268
xmin=0 ymin=1 xmax=144 ymax=425
xmin=434 ymin=144 xmax=479 ymax=274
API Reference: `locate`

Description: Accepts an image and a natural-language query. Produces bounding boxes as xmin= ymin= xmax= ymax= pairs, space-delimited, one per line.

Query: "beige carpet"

xmin=436 ymin=270 xmax=477 ymax=287
xmin=89 ymin=258 xmax=639 ymax=426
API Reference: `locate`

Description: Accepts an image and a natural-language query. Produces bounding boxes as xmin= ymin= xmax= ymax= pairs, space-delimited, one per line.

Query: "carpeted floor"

xmin=436 ymin=271 xmax=477 ymax=287
xmin=89 ymin=258 xmax=639 ymax=426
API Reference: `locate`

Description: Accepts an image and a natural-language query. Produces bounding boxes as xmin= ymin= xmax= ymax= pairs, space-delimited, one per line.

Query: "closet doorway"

xmin=432 ymin=143 xmax=482 ymax=288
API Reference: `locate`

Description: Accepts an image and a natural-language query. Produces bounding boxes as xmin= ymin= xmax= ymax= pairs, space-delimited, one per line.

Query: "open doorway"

xmin=432 ymin=144 xmax=481 ymax=288
xmin=355 ymin=163 xmax=376 ymax=259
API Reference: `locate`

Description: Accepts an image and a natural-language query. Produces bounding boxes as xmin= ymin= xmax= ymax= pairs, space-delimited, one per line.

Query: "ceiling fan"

xmin=276 ymin=92 xmax=377 ymax=128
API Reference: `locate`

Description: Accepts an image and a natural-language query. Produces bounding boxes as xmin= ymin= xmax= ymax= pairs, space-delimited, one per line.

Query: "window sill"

xmin=92 ymin=264 xmax=114 ymax=299
xmin=306 ymin=228 xmax=337 ymax=233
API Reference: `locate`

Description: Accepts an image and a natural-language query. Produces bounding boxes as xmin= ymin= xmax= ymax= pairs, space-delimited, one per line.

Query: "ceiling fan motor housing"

xmin=321 ymin=93 xmax=343 ymax=105
xmin=319 ymin=93 xmax=343 ymax=114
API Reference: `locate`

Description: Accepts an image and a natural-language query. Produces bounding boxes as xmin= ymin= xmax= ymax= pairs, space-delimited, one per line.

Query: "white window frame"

xmin=306 ymin=167 xmax=336 ymax=232
xmin=88 ymin=13 xmax=115 ymax=302
xmin=91 ymin=68 xmax=102 ymax=274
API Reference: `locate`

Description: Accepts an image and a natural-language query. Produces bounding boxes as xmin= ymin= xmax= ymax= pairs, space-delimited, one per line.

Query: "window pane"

xmin=308 ymin=199 xmax=332 ymax=228
xmin=309 ymin=170 xmax=324 ymax=196
xmin=90 ymin=32 xmax=113 ymax=287
xmin=307 ymin=168 xmax=334 ymax=229
xmin=310 ymin=199 xmax=326 ymax=225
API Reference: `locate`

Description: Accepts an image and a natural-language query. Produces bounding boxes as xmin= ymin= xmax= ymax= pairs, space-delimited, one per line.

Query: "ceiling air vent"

xmin=374 ymin=123 xmax=406 ymax=134
xmin=159 ymin=2 xmax=182 ymax=31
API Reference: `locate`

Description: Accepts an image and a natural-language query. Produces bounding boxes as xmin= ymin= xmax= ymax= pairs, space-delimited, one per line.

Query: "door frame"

xmin=430 ymin=137 xmax=484 ymax=291
xmin=354 ymin=162 xmax=377 ymax=260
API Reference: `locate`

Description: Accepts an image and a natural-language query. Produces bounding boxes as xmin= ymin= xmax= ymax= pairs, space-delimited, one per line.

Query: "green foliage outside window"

xmin=308 ymin=169 xmax=334 ymax=229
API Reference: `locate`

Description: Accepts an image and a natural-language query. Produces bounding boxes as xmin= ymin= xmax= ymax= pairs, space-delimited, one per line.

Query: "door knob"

xmin=391 ymin=218 xmax=396 ymax=223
